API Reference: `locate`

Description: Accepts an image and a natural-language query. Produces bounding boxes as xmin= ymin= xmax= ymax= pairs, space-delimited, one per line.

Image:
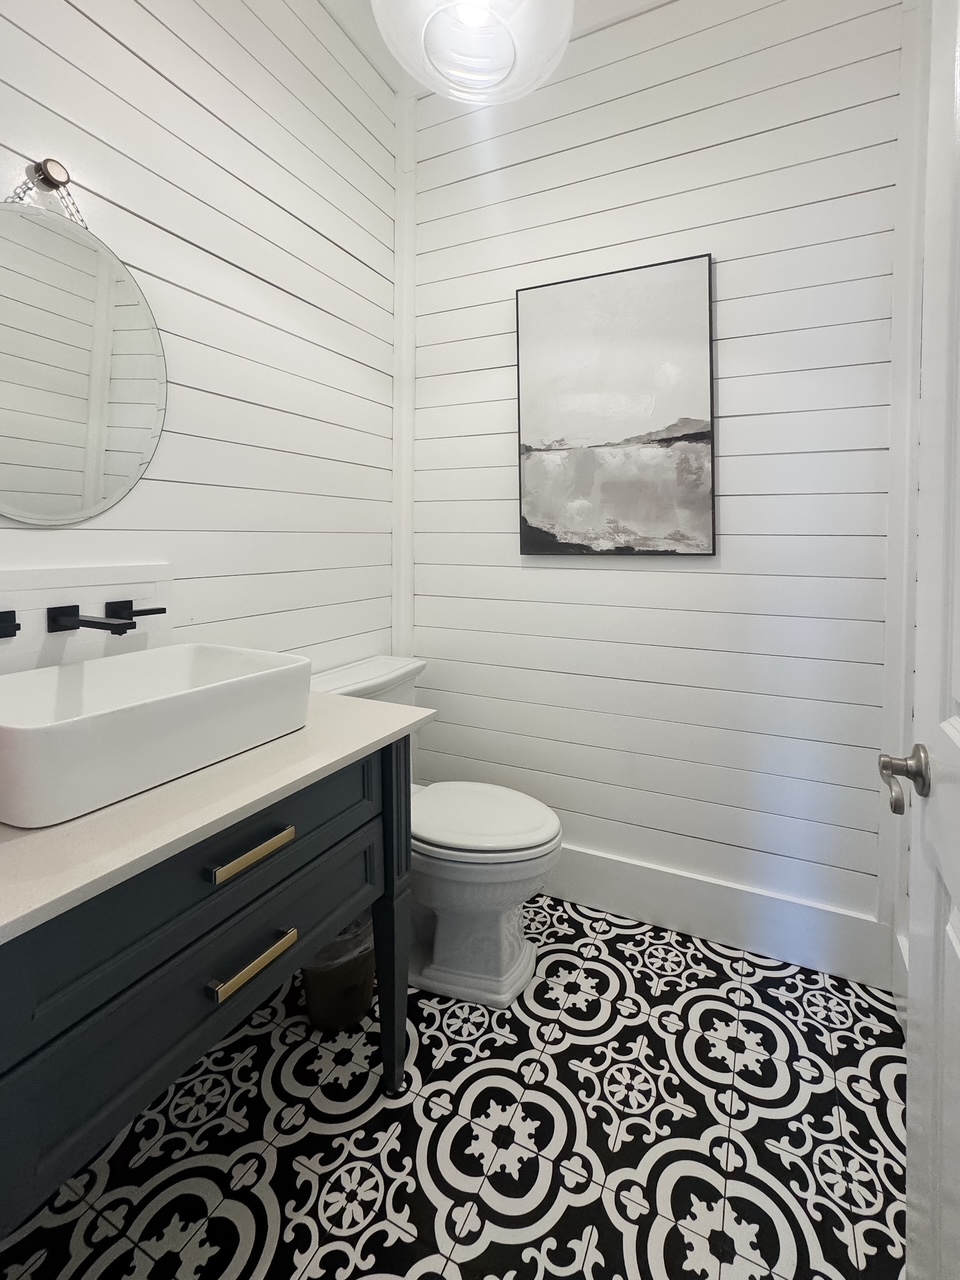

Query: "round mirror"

xmin=0 ymin=203 xmax=166 ymax=525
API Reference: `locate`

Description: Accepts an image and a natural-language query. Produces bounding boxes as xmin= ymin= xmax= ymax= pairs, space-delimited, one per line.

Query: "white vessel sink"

xmin=0 ymin=644 xmax=312 ymax=827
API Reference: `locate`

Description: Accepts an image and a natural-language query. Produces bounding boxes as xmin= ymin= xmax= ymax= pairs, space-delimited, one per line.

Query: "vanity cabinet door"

xmin=0 ymin=757 xmax=380 ymax=1073
xmin=0 ymin=819 xmax=383 ymax=1239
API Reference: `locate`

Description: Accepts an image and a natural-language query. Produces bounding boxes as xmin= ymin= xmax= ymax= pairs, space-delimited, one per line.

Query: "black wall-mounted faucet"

xmin=47 ymin=605 xmax=136 ymax=638
xmin=105 ymin=600 xmax=168 ymax=624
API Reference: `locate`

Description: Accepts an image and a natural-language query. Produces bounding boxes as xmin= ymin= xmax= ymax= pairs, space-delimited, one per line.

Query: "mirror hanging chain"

xmin=4 ymin=158 xmax=87 ymax=229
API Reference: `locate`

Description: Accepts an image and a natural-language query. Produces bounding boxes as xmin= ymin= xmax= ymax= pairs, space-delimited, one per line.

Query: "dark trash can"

xmin=301 ymin=912 xmax=375 ymax=1032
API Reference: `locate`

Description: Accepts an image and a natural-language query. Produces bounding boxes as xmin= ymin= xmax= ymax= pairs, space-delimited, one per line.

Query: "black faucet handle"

xmin=0 ymin=611 xmax=20 ymax=640
xmin=105 ymin=600 xmax=167 ymax=622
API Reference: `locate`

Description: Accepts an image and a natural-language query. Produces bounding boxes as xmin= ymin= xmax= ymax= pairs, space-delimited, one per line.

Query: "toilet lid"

xmin=411 ymin=781 xmax=561 ymax=854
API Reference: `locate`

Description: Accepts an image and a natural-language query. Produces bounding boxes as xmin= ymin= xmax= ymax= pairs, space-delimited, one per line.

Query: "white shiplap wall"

xmin=413 ymin=0 xmax=905 ymax=984
xmin=0 ymin=0 xmax=396 ymax=670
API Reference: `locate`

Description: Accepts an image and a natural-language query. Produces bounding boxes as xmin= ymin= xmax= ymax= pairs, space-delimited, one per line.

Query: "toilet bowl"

xmin=409 ymin=779 xmax=562 ymax=1006
xmin=309 ymin=657 xmax=563 ymax=1007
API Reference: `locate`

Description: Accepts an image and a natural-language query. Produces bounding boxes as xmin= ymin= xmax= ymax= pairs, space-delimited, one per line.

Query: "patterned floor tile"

xmin=720 ymin=1085 xmax=905 ymax=1280
xmin=446 ymin=1143 xmax=605 ymax=1275
xmin=1 ymin=898 xmax=907 ymax=1280
xmin=734 ymin=957 xmax=904 ymax=1070
xmin=0 ymin=1177 xmax=152 ymax=1280
xmin=523 ymin=893 xmax=609 ymax=946
xmin=80 ymin=1016 xmax=291 ymax=1258
xmin=603 ymin=1128 xmax=733 ymax=1280
xmin=592 ymin=920 xmax=747 ymax=1000
xmin=365 ymin=989 xmax=540 ymax=1091
xmin=529 ymin=1018 xmax=733 ymax=1184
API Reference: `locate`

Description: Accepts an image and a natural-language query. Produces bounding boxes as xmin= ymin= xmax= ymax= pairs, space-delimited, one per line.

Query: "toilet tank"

xmin=309 ymin=656 xmax=427 ymax=705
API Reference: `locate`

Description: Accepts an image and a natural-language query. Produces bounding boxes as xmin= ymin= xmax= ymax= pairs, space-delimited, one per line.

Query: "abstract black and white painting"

xmin=517 ymin=254 xmax=715 ymax=555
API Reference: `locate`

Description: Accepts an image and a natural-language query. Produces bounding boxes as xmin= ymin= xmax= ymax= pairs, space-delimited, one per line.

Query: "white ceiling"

xmin=323 ymin=0 xmax=681 ymax=97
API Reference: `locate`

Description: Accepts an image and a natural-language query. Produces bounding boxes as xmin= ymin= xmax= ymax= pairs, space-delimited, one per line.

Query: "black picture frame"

xmin=516 ymin=253 xmax=716 ymax=557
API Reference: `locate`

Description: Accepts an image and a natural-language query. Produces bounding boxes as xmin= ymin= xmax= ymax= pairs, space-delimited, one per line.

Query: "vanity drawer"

xmin=0 ymin=756 xmax=381 ymax=1073
xmin=0 ymin=819 xmax=383 ymax=1237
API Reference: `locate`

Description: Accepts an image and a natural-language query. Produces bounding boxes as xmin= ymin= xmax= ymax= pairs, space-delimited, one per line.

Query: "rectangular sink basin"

xmin=0 ymin=644 xmax=312 ymax=827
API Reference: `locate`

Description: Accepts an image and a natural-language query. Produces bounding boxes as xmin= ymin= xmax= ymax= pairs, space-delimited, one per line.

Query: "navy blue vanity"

xmin=0 ymin=695 xmax=430 ymax=1238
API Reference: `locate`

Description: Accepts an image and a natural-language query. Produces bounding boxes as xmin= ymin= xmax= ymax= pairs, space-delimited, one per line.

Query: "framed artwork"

xmin=517 ymin=253 xmax=715 ymax=555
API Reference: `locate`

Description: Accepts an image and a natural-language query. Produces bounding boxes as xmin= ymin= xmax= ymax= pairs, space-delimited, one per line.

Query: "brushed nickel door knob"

xmin=878 ymin=743 xmax=931 ymax=814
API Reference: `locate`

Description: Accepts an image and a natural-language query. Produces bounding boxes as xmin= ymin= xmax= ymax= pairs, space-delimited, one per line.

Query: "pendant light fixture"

xmin=371 ymin=0 xmax=576 ymax=104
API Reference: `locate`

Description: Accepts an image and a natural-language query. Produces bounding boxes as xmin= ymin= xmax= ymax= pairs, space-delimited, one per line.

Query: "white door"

xmin=902 ymin=1 xmax=960 ymax=1274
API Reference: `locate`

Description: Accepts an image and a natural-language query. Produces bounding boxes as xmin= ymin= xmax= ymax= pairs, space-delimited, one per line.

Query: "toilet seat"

xmin=411 ymin=832 xmax=561 ymax=865
xmin=411 ymin=781 xmax=562 ymax=865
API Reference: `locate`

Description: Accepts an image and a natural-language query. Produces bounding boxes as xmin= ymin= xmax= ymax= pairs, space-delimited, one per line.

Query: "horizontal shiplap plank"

xmin=716 ymin=321 xmax=890 ymax=378
xmin=415 ymin=595 xmax=883 ymax=663
xmin=423 ymin=758 xmax=879 ymax=914
xmin=172 ymin=595 xmax=390 ymax=651
xmin=55 ymin=481 xmax=392 ymax=534
xmin=52 ymin=0 xmax=395 ymax=260
xmin=419 ymin=97 xmax=898 ymax=253
xmin=417 ymin=1 xmax=900 ymax=176
xmin=422 ymin=55 xmax=898 ymax=228
xmin=414 ymin=565 xmax=885 ymax=622
xmin=413 ymin=452 xmax=889 ymax=498
xmin=417 ymin=292 xmax=893 ymax=379
xmin=416 ymin=191 xmax=895 ymax=316
xmin=416 ymin=658 xmax=881 ymax=748
xmin=414 ymin=493 xmax=888 ymax=537
xmin=551 ymin=808 xmax=877 ymax=916
xmin=413 ymin=532 xmax=887 ymax=578
xmin=416 ymin=412 xmax=889 ymax=460
xmin=173 ymin=565 xmax=392 ymax=625
xmin=242 ymin=0 xmax=394 ymax=150
xmin=0 ymin=16 xmax=393 ymax=303
xmin=715 ymin=365 xmax=890 ymax=417
xmin=0 ymin=99 xmax=393 ymax=349
xmin=418 ymin=301 xmax=516 ymax=348
xmin=149 ymin=433 xmax=391 ymax=502
xmin=196 ymin=0 xmax=395 ymax=182
xmin=417 ymin=750 xmax=877 ymax=911
xmin=141 ymin=274 xmax=393 ymax=396
xmin=419 ymin=718 xmax=877 ymax=835
xmin=419 ymin=146 xmax=896 ymax=285
xmin=282 ymin=0 xmax=395 ymax=120
xmin=162 ymin=335 xmax=391 ymax=437
xmin=414 ymin=626 xmax=882 ymax=706
xmin=417 ymin=681 xmax=879 ymax=787
xmin=417 ymin=0 xmax=788 ymax=131
xmin=0 ymin=528 xmax=392 ymax=578
xmin=300 ymin=627 xmax=393 ymax=672
xmin=164 ymin=385 xmax=393 ymax=470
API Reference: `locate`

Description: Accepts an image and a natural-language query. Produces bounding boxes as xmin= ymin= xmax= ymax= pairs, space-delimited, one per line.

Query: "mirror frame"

xmin=0 ymin=202 xmax=167 ymax=527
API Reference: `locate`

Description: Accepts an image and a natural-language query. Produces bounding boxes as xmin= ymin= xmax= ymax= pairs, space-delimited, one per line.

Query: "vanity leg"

xmin=373 ymin=887 xmax=412 ymax=1095
xmin=374 ymin=737 xmax=412 ymax=1096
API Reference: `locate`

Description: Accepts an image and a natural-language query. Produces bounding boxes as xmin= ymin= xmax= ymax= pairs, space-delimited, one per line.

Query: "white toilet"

xmin=309 ymin=657 xmax=563 ymax=1007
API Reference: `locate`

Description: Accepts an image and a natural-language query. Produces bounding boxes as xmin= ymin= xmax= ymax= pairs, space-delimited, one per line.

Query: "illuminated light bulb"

xmin=371 ymin=0 xmax=575 ymax=105
xmin=455 ymin=3 xmax=493 ymax=28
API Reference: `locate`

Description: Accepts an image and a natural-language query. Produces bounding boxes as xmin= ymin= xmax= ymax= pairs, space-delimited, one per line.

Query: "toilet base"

xmin=411 ymin=934 xmax=537 ymax=1009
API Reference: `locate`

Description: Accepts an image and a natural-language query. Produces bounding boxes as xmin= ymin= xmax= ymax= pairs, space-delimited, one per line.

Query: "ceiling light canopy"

xmin=371 ymin=0 xmax=576 ymax=104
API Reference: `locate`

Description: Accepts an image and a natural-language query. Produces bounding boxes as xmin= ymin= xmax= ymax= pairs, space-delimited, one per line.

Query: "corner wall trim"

xmin=392 ymin=94 xmax=417 ymax=659
xmin=547 ymin=842 xmax=894 ymax=990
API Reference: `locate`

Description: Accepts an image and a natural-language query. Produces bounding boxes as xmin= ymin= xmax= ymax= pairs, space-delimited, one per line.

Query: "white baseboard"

xmin=547 ymin=842 xmax=894 ymax=991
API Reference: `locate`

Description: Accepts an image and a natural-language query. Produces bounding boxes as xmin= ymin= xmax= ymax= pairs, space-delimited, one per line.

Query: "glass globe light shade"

xmin=371 ymin=0 xmax=576 ymax=104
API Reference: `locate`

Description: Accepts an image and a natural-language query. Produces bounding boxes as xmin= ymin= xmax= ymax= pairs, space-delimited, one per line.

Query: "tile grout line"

xmin=439 ymin=901 xmax=615 ymax=1272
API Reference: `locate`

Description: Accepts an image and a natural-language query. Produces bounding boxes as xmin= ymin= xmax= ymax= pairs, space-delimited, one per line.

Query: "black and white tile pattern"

xmin=0 ymin=898 xmax=906 ymax=1279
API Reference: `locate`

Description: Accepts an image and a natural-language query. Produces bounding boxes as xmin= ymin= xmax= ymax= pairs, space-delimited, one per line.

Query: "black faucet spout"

xmin=47 ymin=605 xmax=136 ymax=637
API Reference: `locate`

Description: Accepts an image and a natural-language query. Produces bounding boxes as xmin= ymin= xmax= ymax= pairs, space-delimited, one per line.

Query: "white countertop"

xmin=0 ymin=692 xmax=434 ymax=945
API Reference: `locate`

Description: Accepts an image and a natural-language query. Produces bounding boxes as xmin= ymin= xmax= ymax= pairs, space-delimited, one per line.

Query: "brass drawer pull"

xmin=208 ymin=927 xmax=298 ymax=1005
xmin=210 ymin=826 xmax=297 ymax=886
